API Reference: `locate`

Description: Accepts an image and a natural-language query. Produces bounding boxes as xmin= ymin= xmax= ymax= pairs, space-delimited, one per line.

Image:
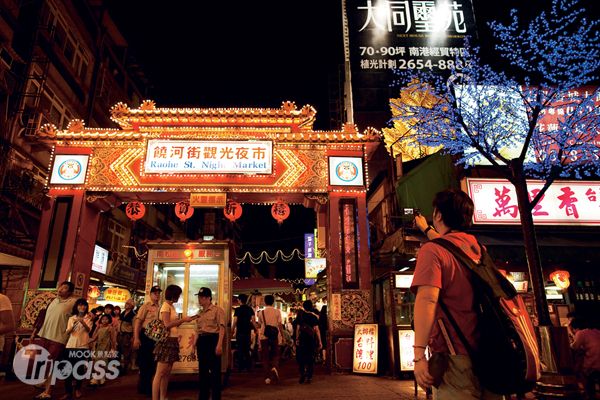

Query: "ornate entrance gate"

xmin=29 ymin=100 xmax=380 ymax=369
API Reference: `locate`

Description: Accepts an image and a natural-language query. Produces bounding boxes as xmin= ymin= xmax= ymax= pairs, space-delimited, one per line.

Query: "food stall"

xmin=372 ymin=271 xmax=415 ymax=378
xmin=145 ymin=240 xmax=235 ymax=374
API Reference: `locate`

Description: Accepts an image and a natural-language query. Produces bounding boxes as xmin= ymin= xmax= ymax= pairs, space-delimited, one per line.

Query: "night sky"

xmin=104 ymin=1 xmax=598 ymax=280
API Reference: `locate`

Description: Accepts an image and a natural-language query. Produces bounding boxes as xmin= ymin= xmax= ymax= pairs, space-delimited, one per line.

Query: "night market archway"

xmin=28 ymin=100 xmax=380 ymax=370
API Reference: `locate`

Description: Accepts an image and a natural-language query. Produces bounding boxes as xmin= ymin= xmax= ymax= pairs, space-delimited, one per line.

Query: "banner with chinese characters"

xmin=145 ymin=140 xmax=272 ymax=174
xmin=353 ymin=323 xmax=378 ymax=374
xmin=305 ymin=258 xmax=326 ymax=279
xmin=467 ymin=178 xmax=600 ymax=225
xmin=398 ymin=329 xmax=415 ymax=371
xmin=346 ymin=0 xmax=477 ymax=127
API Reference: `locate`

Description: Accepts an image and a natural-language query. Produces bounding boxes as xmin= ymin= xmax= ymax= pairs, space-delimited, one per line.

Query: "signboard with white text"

xmin=145 ymin=140 xmax=272 ymax=174
xmin=398 ymin=329 xmax=416 ymax=371
xmin=50 ymin=155 xmax=89 ymax=185
xmin=92 ymin=245 xmax=109 ymax=274
xmin=353 ymin=323 xmax=378 ymax=374
xmin=467 ymin=178 xmax=600 ymax=225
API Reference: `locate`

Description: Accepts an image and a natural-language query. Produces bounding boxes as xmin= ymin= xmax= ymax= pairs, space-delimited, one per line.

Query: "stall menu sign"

xmin=353 ymin=323 xmax=378 ymax=374
xmin=305 ymin=258 xmax=326 ymax=279
xmin=145 ymin=140 xmax=272 ymax=174
xmin=92 ymin=245 xmax=109 ymax=274
xmin=398 ymin=330 xmax=416 ymax=371
xmin=467 ymin=178 xmax=600 ymax=225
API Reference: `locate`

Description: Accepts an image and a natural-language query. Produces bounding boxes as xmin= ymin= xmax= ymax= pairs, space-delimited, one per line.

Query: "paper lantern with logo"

xmin=271 ymin=201 xmax=290 ymax=224
xmin=175 ymin=201 xmax=194 ymax=222
xmin=550 ymin=270 xmax=570 ymax=290
xmin=125 ymin=201 xmax=146 ymax=221
xmin=224 ymin=201 xmax=242 ymax=222
xmin=88 ymin=285 xmax=100 ymax=299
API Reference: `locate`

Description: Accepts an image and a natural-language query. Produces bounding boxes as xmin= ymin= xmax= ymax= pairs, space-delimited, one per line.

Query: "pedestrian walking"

xmin=32 ymin=281 xmax=77 ymax=400
xmin=570 ymin=317 xmax=600 ymax=400
xmin=195 ymin=287 xmax=225 ymax=400
xmin=295 ymin=300 xmax=321 ymax=384
xmin=133 ymin=285 xmax=162 ymax=396
xmin=258 ymin=295 xmax=284 ymax=385
xmin=231 ymin=293 xmax=256 ymax=372
xmin=0 ymin=291 xmax=15 ymax=360
xmin=411 ymin=189 xmax=503 ymax=399
xmin=62 ymin=298 xmax=92 ymax=400
xmin=117 ymin=298 xmax=136 ymax=374
xmin=89 ymin=314 xmax=116 ymax=386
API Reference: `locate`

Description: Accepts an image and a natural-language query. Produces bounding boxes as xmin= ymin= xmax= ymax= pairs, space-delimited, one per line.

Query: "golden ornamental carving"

xmin=304 ymin=193 xmax=328 ymax=205
xmin=37 ymin=123 xmax=57 ymax=137
xmin=342 ymin=123 xmax=358 ymax=134
xmin=110 ymin=102 xmax=130 ymax=119
xmin=281 ymin=101 xmax=297 ymax=112
xmin=363 ymin=126 xmax=381 ymax=137
xmin=140 ymin=100 xmax=156 ymax=110
xmin=67 ymin=119 xmax=85 ymax=133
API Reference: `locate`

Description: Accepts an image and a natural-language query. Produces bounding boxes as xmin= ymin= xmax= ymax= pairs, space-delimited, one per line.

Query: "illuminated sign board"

xmin=398 ymin=330 xmax=416 ymax=371
xmin=305 ymin=258 xmax=326 ymax=279
xmin=329 ymin=157 xmax=364 ymax=186
xmin=91 ymin=244 xmax=109 ymax=274
xmin=353 ymin=323 xmax=378 ymax=374
xmin=145 ymin=140 xmax=272 ymax=174
xmin=103 ymin=287 xmax=131 ymax=303
xmin=304 ymin=233 xmax=315 ymax=258
xmin=395 ymin=274 xmax=413 ymax=289
xmin=50 ymin=155 xmax=89 ymax=185
xmin=189 ymin=192 xmax=227 ymax=207
xmin=467 ymin=178 xmax=600 ymax=225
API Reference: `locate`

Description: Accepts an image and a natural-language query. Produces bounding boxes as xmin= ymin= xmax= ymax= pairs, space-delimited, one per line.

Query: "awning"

xmin=0 ymin=252 xmax=31 ymax=267
xmin=396 ymin=152 xmax=458 ymax=217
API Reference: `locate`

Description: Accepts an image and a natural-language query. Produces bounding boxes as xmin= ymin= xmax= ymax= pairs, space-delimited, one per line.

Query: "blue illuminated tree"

xmin=392 ymin=0 xmax=600 ymax=325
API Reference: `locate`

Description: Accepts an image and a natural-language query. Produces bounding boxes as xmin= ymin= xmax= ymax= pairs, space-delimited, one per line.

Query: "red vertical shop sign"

xmin=341 ymin=199 xmax=358 ymax=288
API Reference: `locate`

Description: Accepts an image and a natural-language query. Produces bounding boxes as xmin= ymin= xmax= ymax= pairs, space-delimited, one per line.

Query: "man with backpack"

xmin=258 ymin=294 xmax=284 ymax=385
xmin=411 ymin=189 xmax=539 ymax=399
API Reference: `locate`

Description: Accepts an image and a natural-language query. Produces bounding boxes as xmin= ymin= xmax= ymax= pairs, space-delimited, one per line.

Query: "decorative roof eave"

xmin=110 ymin=100 xmax=318 ymax=130
xmin=36 ymin=119 xmax=382 ymax=144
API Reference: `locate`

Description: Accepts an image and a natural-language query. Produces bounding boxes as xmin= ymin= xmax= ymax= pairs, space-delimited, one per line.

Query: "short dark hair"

xmin=165 ymin=285 xmax=183 ymax=301
xmin=100 ymin=314 xmax=113 ymax=324
xmin=432 ymin=189 xmax=474 ymax=230
xmin=72 ymin=298 xmax=89 ymax=315
xmin=264 ymin=294 xmax=275 ymax=306
xmin=104 ymin=303 xmax=114 ymax=316
xmin=302 ymin=300 xmax=313 ymax=312
xmin=114 ymin=306 xmax=121 ymax=312
xmin=60 ymin=281 xmax=75 ymax=293
xmin=238 ymin=294 xmax=248 ymax=304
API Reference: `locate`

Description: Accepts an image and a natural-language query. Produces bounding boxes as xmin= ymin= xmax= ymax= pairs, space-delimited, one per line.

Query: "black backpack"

xmin=431 ymin=238 xmax=541 ymax=395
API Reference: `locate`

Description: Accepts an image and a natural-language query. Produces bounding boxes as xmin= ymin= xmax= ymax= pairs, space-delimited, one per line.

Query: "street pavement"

xmin=0 ymin=360 xmax=426 ymax=400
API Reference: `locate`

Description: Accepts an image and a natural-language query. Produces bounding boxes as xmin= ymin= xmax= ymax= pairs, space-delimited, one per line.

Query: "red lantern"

xmin=125 ymin=201 xmax=145 ymax=221
xmin=175 ymin=201 xmax=194 ymax=222
xmin=224 ymin=201 xmax=242 ymax=222
xmin=550 ymin=270 xmax=570 ymax=290
xmin=271 ymin=201 xmax=290 ymax=224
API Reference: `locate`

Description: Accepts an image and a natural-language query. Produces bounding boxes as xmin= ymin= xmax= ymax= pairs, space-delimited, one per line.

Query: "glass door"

xmin=154 ymin=263 xmax=185 ymax=315
xmin=186 ymin=264 xmax=220 ymax=316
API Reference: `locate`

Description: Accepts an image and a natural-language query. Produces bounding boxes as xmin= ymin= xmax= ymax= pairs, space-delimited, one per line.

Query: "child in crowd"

xmin=89 ymin=314 xmax=116 ymax=386
xmin=63 ymin=299 xmax=92 ymax=400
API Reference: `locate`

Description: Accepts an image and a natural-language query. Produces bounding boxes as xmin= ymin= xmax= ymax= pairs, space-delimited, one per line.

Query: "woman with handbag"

xmin=152 ymin=285 xmax=197 ymax=400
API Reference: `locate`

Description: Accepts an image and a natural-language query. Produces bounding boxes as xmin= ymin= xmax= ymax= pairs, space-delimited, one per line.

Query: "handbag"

xmin=144 ymin=319 xmax=168 ymax=342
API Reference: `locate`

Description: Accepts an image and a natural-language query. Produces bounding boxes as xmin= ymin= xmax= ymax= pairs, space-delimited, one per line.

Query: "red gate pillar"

xmin=328 ymin=191 xmax=372 ymax=371
xmin=29 ymin=191 xmax=104 ymax=297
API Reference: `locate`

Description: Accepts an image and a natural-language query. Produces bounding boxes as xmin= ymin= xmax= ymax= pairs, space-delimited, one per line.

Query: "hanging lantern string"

xmin=237 ymin=248 xmax=304 ymax=264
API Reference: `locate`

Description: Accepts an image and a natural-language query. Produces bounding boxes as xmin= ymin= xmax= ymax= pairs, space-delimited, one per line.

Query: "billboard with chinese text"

xmin=346 ymin=0 xmax=477 ymax=127
xmin=353 ymin=323 xmax=379 ymax=374
xmin=467 ymin=178 xmax=600 ymax=225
